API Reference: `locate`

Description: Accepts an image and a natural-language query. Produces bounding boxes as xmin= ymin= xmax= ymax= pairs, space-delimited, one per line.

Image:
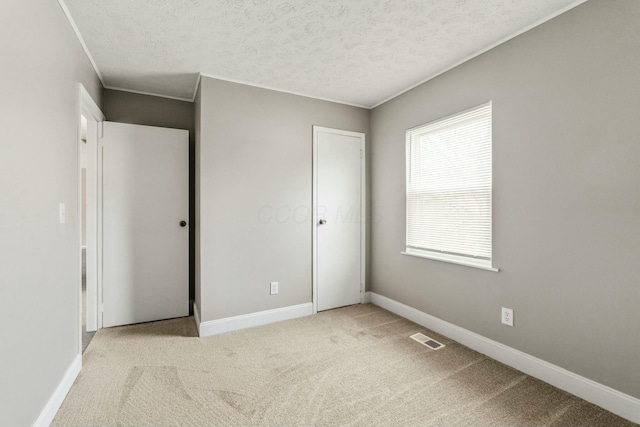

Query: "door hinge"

xmin=100 ymin=303 xmax=104 ymax=313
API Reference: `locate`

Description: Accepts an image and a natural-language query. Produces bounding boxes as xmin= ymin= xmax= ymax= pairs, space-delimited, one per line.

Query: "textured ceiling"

xmin=63 ymin=0 xmax=583 ymax=107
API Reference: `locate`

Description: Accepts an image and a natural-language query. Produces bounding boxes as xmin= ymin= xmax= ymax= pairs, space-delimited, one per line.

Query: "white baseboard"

xmin=193 ymin=301 xmax=201 ymax=336
xmin=32 ymin=354 xmax=81 ymax=427
xmin=370 ymin=292 xmax=640 ymax=424
xmin=363 ymin=291 xmax=372 ymax=303
xmin=197 ymin=303 xmax=313 ymax=338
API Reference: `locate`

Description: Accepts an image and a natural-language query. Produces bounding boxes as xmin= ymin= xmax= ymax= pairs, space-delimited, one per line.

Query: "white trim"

xmin=192 ymin=74 xmax=202 ymax=102
xmin=32 ymin=355 xmax=81 ymax=427
xmin=199 ymin=73 xmax=369 ymax=109
xmin=312 ymin=130 xmax=318 ymax=313
xmin=312 ymin=126 xmax=366 ymax=314
xmin=360 ymin=135 xmax=367 ymax=305
xmin=193 ymin=301 xmax=201 ymax=336
xmin=77 ymin=91 xmax=83 ymax=354
xmin=370 ymin=0 xmax=589 ymax=109
xmin=369 ymin=292 xmax=640 ymax=424
xmin=404 ymin=101 xmax=495 ymax=273
xmin=103 ymin=85 xmax=195 ymax=103
xmin=197 ymin=303 xmax=313 ymax=337
xmin=363 ymin=291 xmax=372 ymax=304
xmin=401 ymin=251 xmax=499 ymax=272
xmin=79 ymin=85 xmax=105 ymax=122
xmin=78 ymin=84 xmax=104 ymax=339
xmin=57 ymin=0 xmax=105 ymax=87
xmin=96 ymin=122 xmax=104 ymax=330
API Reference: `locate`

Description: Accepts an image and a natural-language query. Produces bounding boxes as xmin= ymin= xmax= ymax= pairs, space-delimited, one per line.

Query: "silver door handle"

xmin=319 ymin=219 xmax=327 ymax=225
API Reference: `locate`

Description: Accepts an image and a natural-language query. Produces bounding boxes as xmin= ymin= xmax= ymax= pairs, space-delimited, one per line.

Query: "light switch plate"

xmin=59 ymin=203 xmax=66 ymax=224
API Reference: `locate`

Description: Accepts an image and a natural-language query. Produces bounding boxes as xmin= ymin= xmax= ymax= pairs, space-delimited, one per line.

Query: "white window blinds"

xmin=405 ymin=102 xmax=492 ymax=266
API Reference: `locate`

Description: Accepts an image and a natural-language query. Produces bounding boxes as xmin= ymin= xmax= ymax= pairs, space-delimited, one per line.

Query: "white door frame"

xmin=312 ymin=126 xmax=366 ymax=314
xmin=77 ymin=83 xmax=104 ymax=354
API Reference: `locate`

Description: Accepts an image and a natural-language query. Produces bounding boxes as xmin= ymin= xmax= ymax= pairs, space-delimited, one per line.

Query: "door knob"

xmin=319 ymin=219 xmax=327 ymax=225
xmin=180 ymin=221 xmax=187 ymax=227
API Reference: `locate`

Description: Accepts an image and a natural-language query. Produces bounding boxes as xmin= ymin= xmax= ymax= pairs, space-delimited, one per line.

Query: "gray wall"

xmin=197 ymin=77 xmax=370 ymax=321
xmin=371 ymin=0 xmax=640 ymax=399
xmin=103 ymin=89 xmax=196 ymax=309
xmin=0 ymin=0 xmax=102 ymax=425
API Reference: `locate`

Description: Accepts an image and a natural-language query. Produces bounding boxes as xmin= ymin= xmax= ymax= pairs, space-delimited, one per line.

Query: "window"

xmin=403 ymin=102 xmax=497 ymax=271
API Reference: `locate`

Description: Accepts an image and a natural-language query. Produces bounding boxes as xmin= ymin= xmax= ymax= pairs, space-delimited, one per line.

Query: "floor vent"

xmin=410 ymin=333 xmax=445 ymax=350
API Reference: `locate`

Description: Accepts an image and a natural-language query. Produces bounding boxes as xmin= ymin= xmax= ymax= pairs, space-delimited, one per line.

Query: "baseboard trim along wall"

xmin=33 ymin=354 xmax=81 ymax=427
xmin=363 ymin=291 xmax=372 ymax=303
xmin=193 ymin=302 xmax=201 ymax=336
xmin=368 ymin=292 xmax=640 ymax=424
xmin=197 ymin=303 xmax=313 ymax=338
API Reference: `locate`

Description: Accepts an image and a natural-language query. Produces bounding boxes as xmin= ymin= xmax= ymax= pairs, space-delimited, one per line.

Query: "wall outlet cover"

xmin=502 ymin=307 xmax=514 ymax=327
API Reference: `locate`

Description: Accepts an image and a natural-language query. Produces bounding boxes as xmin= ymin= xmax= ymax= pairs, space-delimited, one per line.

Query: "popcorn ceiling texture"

xmin=63 ymin=0 xmax=581 ymax=106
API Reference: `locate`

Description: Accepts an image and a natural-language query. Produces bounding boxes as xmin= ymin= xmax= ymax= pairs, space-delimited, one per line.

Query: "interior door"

xmin=314 ymin=126 xmax=365 ymax=312
xmin=102 ymin=122 xmax=189 ymax=328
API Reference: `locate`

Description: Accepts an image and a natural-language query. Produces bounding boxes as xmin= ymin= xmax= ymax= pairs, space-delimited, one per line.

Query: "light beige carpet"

xmin=53 ymin=304 xmax=636 ymax=427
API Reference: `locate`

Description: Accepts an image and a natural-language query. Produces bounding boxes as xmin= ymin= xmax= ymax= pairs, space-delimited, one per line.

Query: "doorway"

xmin=312 ymin=126 xmax=366 ymax=313
xmin=79 ymin=114 xmax=95 ymax=352
xmin=78 ymin=84 xmax=105 ymax=355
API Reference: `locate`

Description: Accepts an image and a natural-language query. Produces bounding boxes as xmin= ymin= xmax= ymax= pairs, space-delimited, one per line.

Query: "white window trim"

xmin=404 ymin=101 xmax=499 ymax=273
xmin=402 ymin=248 xmax=499 ymax=272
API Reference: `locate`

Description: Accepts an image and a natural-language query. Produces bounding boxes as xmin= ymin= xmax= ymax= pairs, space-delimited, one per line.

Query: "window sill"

xmin=401 ymin=250 xmax=500 ymax=272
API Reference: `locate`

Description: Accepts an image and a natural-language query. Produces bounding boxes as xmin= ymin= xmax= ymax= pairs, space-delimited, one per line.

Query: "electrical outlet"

xmin=501 ymin=307 xmax=513 ymax=327
xmin=270 ymin=281 xmax=278 ymax=295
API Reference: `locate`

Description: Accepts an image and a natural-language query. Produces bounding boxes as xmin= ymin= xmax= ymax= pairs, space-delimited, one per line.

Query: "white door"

xmin=102 ymin=122 xmax=189 ymax=328
xmin=314 ymin=126 xmax=365 ymax=312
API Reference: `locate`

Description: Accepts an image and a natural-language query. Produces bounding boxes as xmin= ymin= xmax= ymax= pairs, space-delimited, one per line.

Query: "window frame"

xmin=402 ymin=102 xmax=499 ymax=272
